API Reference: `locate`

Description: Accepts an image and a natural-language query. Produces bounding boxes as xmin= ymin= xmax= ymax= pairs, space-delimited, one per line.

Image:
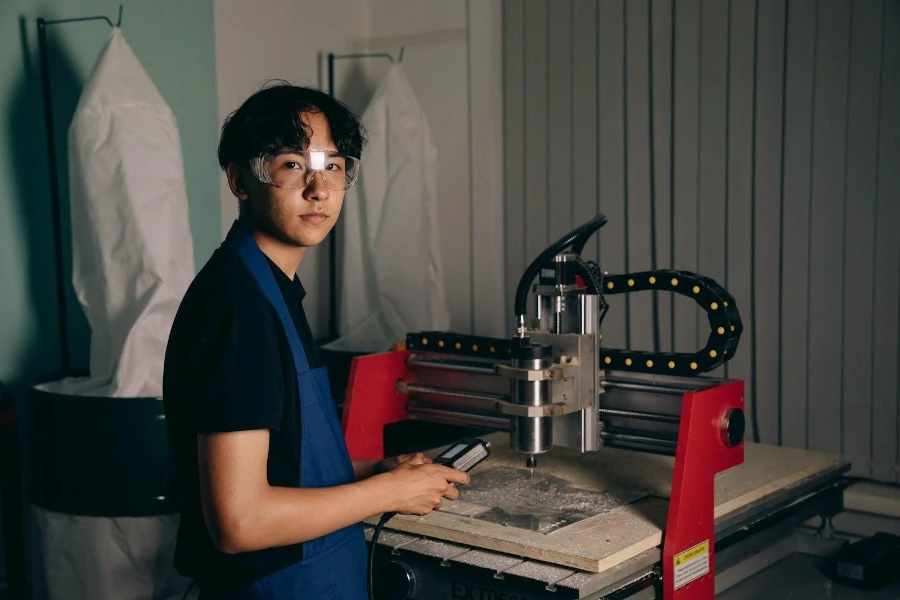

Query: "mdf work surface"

xmin=369 ymin=432 xmax=846 ymax=573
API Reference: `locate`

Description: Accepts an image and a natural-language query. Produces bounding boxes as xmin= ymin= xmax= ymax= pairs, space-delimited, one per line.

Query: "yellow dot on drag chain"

xmin=731 ymin=325 xmax=736 ymax=332
xmin=438 ymin=340 xmax=445 ymax=347
xmin=690 ymin=362 xmax=698 ymax=370
xmin=625 ymin=358 xmax=633 ymax=366
xmin=455 ymin=342 xmax=462 ymax=350
xmin=709 ymin=349 xmax=718 ymax=358
xmin=628 ymin=278 xmax=635 ymax=287
xmin=649 ymin=276 xmax=657 ymax=284
xmin=693 ymin=286 xmax=700 ymax=294
xmin=646 ymin=360 xmax=654 ymax=368
xmin=717 ymin=326 xmax=725 ymax=335
xmin=472 ymin=344 xmax=479 ymax=351
xmin=671 ymin=278 xmax=679 ymax=286
xmin=607 ymin=281 xmax=615 ymax=290
xmin=422 ymin=338 xmax=429 ymax=345
xmin=604 ymin=356 xmax=612 ymax=364
xmin=668 ymin=361 xmax=676 ymax=369
xmin=711 ymin=302 xmax=719 ymax=311
xmin=490 ymin=346 xmax=496 ymax=353
xmin=724 ymin=301 xmax=729 ymax=307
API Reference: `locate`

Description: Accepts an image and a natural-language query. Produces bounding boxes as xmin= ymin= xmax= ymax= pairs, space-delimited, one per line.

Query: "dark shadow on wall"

xmin=9 ymin=15 xmax=91 ymax=386
xmin=6 ymin=14 xmax=91 ymax=597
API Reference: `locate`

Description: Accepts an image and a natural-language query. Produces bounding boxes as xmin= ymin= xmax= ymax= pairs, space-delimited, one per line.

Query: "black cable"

xmin=583 ymin=259 xmax=610 ymax=326
xmin=368 ymin=512 xmax=396 ymax=600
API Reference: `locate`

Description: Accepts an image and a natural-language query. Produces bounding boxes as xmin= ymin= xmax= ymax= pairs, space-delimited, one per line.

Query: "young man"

xmin=163 ymin=84 xmax=468 ymax=599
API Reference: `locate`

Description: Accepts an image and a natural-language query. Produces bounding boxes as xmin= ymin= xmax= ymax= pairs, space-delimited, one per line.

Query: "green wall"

xmin=0 ymin=0 xmax=220 ymax=386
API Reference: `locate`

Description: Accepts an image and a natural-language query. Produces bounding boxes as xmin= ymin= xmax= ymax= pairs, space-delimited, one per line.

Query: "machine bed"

xmin=365 ymin=433 xmax=848 ymax=599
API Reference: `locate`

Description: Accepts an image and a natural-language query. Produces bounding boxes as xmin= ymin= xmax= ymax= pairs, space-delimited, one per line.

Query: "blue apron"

xmin=213 ymin=220 xmax=368 ymax=599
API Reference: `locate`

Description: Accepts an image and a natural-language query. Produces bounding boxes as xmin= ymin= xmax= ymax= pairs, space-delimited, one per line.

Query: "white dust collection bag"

xmin=45 ymin=27 xmax=195 ymax=398
xmin=31 ymin=512 xmax=188 ymax=600
xmin=32 ymin=28 xmax=193 ymax=600
xmin=325 ymin=64 xmax=450 ymax=353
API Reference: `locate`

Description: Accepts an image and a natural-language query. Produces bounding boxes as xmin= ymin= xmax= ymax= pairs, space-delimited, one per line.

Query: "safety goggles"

xmin=250 ymin=149 xmax=360 ymax=191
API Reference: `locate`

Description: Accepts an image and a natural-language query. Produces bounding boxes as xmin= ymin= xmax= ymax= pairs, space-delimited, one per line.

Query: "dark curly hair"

xmin=217 ymin=81 xmax=367 ymax=171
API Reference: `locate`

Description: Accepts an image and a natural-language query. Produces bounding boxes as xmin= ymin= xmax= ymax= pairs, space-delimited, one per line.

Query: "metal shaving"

xmin=460 ymin=466 xmax=647 ymax=533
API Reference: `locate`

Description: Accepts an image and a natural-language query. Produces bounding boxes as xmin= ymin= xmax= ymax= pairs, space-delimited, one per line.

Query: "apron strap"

xmin=223 ymin=221 xmax=311 ymax=373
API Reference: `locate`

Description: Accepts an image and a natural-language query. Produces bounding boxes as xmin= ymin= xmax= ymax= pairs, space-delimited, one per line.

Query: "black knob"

xmin=376 ymin=560 xmax=416 ymax=600
xmin=720 ymin=407 xmax=745 ymax=448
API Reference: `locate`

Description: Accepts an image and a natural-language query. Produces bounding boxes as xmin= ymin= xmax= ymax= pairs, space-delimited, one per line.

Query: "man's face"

xmin=241 ymin=111 xmax=345 ymax=249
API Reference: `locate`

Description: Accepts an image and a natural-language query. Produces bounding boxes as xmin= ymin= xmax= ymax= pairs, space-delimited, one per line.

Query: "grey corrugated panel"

xmin=524 ymin=0 xmax=550 ymax=275
xmin=651 ymin=0 xmax=675 ymax=354
xmin=572 ymin=0 xmax=600 ymax=265
xmin=598 ymin=0 xmax=630 ymax=350
xmin=753 ymin=0 xmax=788 ymax=447
xmin=697 ymin=0 xmax=730 ymax=359
xmin=779 ymin=0 xmax=818 ymax=451
xmin=468 ymin=0 xmax=507 ymax=338
xmin=725 ymin=0 xmax=756 ymax=436
xmin=503 ymin=0 xmax=526 ymax=320
xmin=548 ymin=0 xmax=575 ymax=246
xmin=807 ymin=0 xmax=852 ymax=456
xmin=672 ymin=0 xmax=701 ymax=355
xmin=841 ymin=0 xmax=884 ymax=479
xmin=872 ymin=0 xmax=900 ymax=484
xmin=625 ymin=0 xmax=657 ymax=354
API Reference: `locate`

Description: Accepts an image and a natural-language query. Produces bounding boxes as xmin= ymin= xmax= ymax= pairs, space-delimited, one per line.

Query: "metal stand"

xmin=321 ymin=47 xmax=403 ymax=343
xmin=36 ymin=5 xmax=123 ymax=376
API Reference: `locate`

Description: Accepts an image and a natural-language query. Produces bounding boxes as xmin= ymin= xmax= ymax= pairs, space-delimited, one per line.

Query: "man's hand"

xmin=378 ymin=452 xmax=432 ymax=473
xmin=373 ymin=463 xmax=470 ymax=515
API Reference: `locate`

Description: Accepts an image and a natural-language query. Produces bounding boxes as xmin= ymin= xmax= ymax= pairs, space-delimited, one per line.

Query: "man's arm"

xmin=351 ymin=453 xmax=431 ymax=481
xmin=199 ymin=430 xmax=468 ymax=554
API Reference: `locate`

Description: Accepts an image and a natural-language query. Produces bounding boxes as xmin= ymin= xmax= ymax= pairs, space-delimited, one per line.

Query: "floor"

xmin=721 ymin=553 xmax=900 ymax=600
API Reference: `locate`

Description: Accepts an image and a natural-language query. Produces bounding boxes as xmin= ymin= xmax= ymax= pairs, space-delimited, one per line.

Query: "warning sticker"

xmin=673 ymin=540 xmax=710 ymax=589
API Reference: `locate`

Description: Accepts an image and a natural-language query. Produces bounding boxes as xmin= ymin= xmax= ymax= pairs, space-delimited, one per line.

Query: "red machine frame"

xmin=341 ymin=350 xmax=745 ymax=600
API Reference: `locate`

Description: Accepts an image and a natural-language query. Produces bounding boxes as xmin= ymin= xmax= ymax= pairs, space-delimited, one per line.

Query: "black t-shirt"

xmin=162 ymin=245 xmax=323 ymax=595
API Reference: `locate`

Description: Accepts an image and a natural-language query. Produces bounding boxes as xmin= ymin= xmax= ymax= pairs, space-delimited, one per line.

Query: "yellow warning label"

xmin=673 ymin=540 xmax=710 ymax=589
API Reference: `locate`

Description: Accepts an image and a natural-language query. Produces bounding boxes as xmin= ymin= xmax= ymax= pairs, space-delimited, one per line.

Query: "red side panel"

xmin=341 ymin=350 xmax=411 ymax=461
xmin=663 ymin=380 xmax=745 ymax=600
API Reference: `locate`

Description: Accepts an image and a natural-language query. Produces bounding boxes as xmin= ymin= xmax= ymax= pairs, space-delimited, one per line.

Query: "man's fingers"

xmin=404 ymin=453 xmax=429 ymax=466
xmin=444 ymin=485 xmax=460 ymax=501
xmin=396 ymin=452 xmax=430 ymax=466
xmin=438 ymin=466 xmax=470 ymax=485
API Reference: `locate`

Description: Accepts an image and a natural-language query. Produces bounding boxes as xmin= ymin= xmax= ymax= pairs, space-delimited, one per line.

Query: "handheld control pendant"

xmin=433 ymin=438 xmax=491 ymax=473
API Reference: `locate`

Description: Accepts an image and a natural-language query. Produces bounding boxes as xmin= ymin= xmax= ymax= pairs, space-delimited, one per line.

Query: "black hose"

xmin=513 ymin=214 xmax=608 ymax=322
xmin=368 ymin=511 xmax=396 ymax=600
xmin=570 ymin=228 xmax=597 ymax=256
